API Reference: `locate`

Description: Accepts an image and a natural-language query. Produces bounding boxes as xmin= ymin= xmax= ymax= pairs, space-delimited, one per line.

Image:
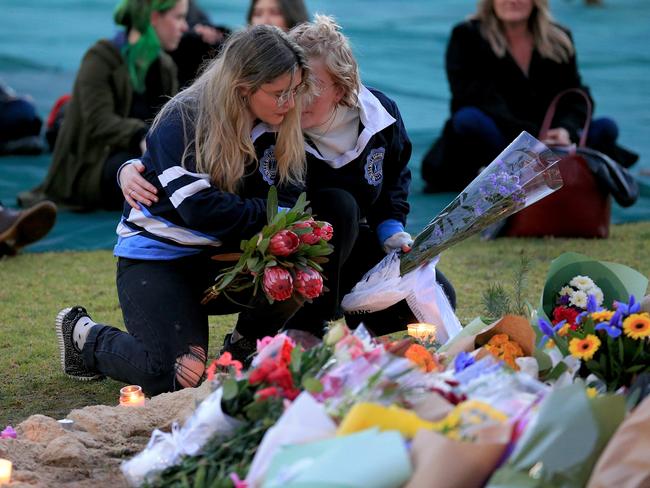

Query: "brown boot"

xmin=0 ymin=201 xmax=57 ymax=256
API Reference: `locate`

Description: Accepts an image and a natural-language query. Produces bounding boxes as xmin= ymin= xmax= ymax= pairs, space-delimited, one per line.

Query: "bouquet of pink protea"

xmin=203 ymin=187 xmax=333 ymax=304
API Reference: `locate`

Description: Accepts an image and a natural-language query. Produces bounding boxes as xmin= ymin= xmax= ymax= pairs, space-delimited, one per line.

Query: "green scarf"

xmin=113 ymin=0 xmax=177 ymax=93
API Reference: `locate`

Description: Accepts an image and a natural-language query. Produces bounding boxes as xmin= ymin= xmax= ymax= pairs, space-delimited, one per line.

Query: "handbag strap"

xmin=539 ymin=88 xmax=592 ymax=148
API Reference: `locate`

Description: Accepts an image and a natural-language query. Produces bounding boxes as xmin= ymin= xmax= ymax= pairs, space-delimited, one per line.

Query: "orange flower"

xmin=485 ymin=333 xmax=524 ymax=370
xmin=488 ymin=334 xmax=509 ymax=346
xmin=405 ymin=344 xmax=437 ymax=372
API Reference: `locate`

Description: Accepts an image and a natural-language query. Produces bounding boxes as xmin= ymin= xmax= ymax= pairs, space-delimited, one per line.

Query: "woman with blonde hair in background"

xmin=54 ymin=25 xmax=311 ymax=395
xmin=422 ymin=0 xmax=638 ymax=192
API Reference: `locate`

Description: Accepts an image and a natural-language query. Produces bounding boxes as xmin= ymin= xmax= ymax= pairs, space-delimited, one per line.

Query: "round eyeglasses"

xmin=259 ymin=84 xmax=306 ymax=107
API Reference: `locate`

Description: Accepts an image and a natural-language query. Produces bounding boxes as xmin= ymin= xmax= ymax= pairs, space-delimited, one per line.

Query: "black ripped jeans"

xmin=81 ymin=254 xmax=302 ymax=395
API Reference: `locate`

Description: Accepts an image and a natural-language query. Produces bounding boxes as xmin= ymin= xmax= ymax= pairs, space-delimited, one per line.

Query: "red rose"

xmin=552 ymin=306 xmax=580 ymax=326
xmin=294 ymin=267 xmax=324 ymax=299
xmin=267 ymin=365 xmax=295 ymax=392
xmin=279 ymin=339 xmax=294 ymax=366
xmin=263 ymin=266 xmax=293 ymax=301
xmin=268 ymin=230 xmax=300 ymax=256
xmin=255 ymin=386 xmax=280 ymax=401
xmin=248 ymin=358 xmax=276 ymax=385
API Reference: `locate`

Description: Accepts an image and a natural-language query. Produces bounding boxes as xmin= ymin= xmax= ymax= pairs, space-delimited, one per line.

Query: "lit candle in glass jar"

xmin=407 ymin=323 xmax=437 ymax=341
xmin=0 ymin=459 xmax=12 ymax=485
xmin=119 ymin=385 xmax=145 ymax=407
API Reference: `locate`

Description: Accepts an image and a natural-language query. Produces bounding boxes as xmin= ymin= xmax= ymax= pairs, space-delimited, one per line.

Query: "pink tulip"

xmin=268 ymin=230 xmax=300 ymax=256
xmin=294 ymin=267 xmax=324 ymax=299
xmin=263 ymin=266 xmax=294 ymax=301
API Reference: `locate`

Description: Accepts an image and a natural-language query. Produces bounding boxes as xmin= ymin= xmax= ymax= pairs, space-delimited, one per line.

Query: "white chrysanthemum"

xmin=569 ymin=290 xmax=588 ymax=309
xmin=590 ymin=287 xmax=604 ymax=306
xmin=570 ymin=275 xmax=595 ymax=291
xmin=559 ymin=286 xmax=574 ymax=298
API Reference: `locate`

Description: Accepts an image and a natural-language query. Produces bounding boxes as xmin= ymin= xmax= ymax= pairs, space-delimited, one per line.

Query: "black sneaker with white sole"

xmin=55 ymin=306 xmax=104 ymax=381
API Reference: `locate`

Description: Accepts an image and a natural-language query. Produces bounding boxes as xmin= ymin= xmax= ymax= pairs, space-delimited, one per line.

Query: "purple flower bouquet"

xmin=401 ymin=132 xmax=563 ymax=274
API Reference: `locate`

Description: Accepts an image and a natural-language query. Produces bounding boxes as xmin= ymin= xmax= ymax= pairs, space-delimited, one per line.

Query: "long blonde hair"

xmin=473 ymin=0 xmax=574 ymax=63
xmin=289 ymin=14 xmax=360 ymax=108
xmin=153 ymin=25 xmax=309 ymax=192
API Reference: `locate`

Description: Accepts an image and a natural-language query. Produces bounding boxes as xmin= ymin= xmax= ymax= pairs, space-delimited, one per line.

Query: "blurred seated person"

xmin=422 ymin=0 xmax=638 ymax=193
xmin=0 ymin=80 xmax=44 ymax=155
xmin=169 ymin=0 xmax=230 ymax=87
xmin=247 ymin=0 xmax=309 ymax=31
xmin=18 ymin=0 xmax=187 ymax=211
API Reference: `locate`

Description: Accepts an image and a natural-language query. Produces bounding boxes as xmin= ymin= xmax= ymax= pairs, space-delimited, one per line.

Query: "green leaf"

xmin=290 ymin=345 xmax=302 ymax=373
xmin=246 ymin=256 xmax=259 ymax=271
xmin=293 ymin=192 xmax=308 ymax=214
xmin=221 ymin=378 xmax=239 ymax=401
xmin=258 ymin=237 xmax=270 ymax=254
xmin=544 ymin=361 xmax=568 ymax=381
xmin=302 ymin=376 xmax=324 ymax=394
xmin=267 ymin=186 xmax=278 ymax=224
xmin=625 ymin=364 xmax=647 ymax=373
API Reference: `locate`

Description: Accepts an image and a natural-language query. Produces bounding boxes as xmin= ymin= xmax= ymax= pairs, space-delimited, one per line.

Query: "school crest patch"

xmin=259 ymin=145 xmax=277 ymax=185
xmin=364 ymin=147 xmax=385 ymax=186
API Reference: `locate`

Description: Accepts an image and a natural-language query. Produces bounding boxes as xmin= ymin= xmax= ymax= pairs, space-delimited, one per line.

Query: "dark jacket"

xmin=20 ymin=39 xmax=177 ymax=209
xmin=254 ymin=86 xmax=412 ymax=231
xmin=115 ymin=105 xmax=303 ymax=260
xmin=422 ymin=19 xmax=591 ymax=191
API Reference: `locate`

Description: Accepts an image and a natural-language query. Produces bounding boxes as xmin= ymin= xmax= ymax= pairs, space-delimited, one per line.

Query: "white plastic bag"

xmin=121 ymin=387 xmax=242 ymax=487
xmin=341 ymin=254 xmax=461 ymax=345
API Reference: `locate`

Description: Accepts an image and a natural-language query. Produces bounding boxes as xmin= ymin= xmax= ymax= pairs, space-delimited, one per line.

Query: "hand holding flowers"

xmin=203 ymin=187 xmax=333 ymax=304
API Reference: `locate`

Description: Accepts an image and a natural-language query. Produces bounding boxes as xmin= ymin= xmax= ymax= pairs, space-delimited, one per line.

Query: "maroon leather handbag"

xmin=505 ymin=89 xmax=611 ymax=238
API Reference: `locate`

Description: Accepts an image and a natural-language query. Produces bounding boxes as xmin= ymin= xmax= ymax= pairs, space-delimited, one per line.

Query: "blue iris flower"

xmin=537 ymin=317 xmax=566 ymax=347
xmin=454 ymin=351 xmax=475 ymax=373
xmin=594 ymin=309 xmax=624 ymax=338
xmin=595 ymin=322 xmax=623 ymax=338
xmin=577 ymin=294 xmax=603 ymax=324
xmin=615 ymin=295 xmax=640 ymax=316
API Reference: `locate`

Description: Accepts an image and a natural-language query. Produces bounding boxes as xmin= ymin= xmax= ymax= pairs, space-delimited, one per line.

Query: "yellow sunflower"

xmin=623 ymin=313 xmax=650 ymax=340
xmin=590 ymin=311 xmax=615 ymax=322
xmin=569 ymin=335 xmax=601 ymax=361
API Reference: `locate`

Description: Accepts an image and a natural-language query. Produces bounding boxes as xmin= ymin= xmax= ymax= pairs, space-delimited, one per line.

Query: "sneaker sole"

xmin=56 ymin=307 xmax=104 ymax=381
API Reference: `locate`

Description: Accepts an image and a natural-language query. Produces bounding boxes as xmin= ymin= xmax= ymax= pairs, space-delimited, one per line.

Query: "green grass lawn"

xmin=1 ymin=223 xmax=649 ymax=427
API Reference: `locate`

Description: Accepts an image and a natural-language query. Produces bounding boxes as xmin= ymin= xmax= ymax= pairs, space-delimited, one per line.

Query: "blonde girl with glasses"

xmin=54 ymin=25 xmax=312 ymax=394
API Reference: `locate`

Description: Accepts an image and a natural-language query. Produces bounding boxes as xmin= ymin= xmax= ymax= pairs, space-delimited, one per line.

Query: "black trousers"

xmin=284 ymin=188 xmax=456 ymax=337
xmin=82 ymin=254 xmax=302 ymax=395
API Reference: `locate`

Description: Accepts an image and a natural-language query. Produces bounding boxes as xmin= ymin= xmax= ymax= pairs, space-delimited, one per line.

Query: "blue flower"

xmin=537 ymin=317 xmax=566 ymax=347
xmin=595 ymin=322 xmax=623 ymax=338
xmin=615 ymin=295 xmax=640 ymax=316
xmin=454 ymin=351 xmax=475 ymax=373
xmin=586 ymin=294 xmax=601 ymax=313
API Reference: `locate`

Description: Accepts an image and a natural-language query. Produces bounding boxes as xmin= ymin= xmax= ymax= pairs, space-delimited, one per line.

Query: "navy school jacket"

xmin=114 ymin=106 xmax=302 ymax=260
xmin=253 ymin=85 xmax=412 ymax=235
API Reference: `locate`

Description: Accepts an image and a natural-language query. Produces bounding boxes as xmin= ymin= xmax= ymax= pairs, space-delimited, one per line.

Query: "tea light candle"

xmin=0 ymin=459 xmax=12 ymax=485
xmin=119 ymin=385 xmax=145 ymax=407
xmin=407 ymin=323 xmax=437 ymax=341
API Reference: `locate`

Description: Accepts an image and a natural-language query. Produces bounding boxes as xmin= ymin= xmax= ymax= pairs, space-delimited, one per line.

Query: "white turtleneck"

xmin=303 ymin=105 xmax=360 ymax=161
